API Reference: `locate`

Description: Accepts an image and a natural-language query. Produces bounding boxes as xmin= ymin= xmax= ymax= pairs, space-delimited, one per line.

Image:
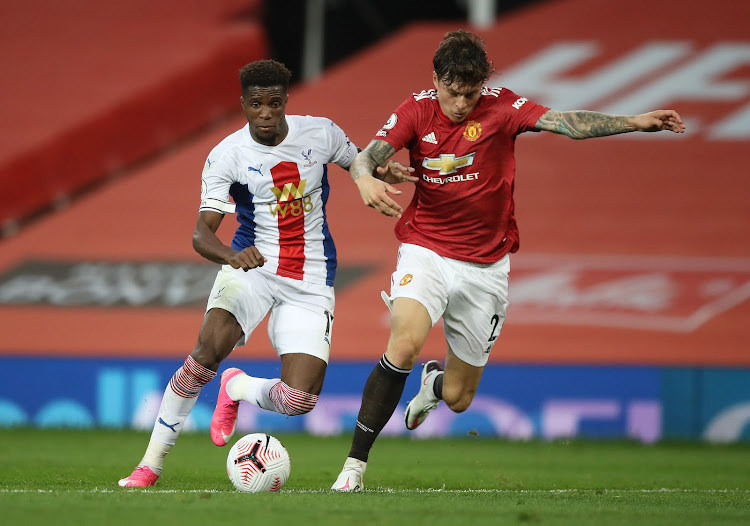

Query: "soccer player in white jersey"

xmin=331 ymin=30 xmax=686 ymax=491
xmin=118 ymin=59 xmax=415 ymax=487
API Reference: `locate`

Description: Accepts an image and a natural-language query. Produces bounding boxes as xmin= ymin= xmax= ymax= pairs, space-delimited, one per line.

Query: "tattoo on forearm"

xmin=350 ymin=139 xmax=396 ymax=181
xmin=536 ymin=110 xmax=634 ymax=139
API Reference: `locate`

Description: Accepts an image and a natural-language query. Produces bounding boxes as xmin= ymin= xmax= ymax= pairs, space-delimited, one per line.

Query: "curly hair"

xmin=433 ymin=30 xmax=495 ymax=87
xmin=239 ymin=59 xmax=292 ymax=94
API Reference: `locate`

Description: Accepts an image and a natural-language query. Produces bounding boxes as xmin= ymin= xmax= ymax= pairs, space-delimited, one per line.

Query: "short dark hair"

xmin=239 ymin=59 xmax=292 ymax=94
xmin=433 ymin=30 xmax=494 ymax=87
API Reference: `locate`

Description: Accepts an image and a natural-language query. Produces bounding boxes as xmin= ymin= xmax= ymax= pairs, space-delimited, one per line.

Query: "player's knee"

xmin=269 ymin=381 xmax=319 ymax=416
xmin=189 ymin=346 xmax=222 ymax=371
xmin=191 ymin=310 xmax=242 ymax=369
xmin=446 ymin=398 xmax=471 ymax=413
xmin=386 ymin=335 xmax=423 ymax=368
xmin=443 ymin=389 xmax=475 ymax=414
xmin=191 ymin=336 xmax=234 ymax=370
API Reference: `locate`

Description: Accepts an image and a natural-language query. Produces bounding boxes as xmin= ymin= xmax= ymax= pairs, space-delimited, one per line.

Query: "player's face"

xmin=433 ymin=73 xmax=482 ymax=123
xmin=241 ymin=86 xmax=289 ymax=146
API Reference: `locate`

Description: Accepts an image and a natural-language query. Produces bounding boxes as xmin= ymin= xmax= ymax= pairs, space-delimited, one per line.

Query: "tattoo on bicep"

xmin=537 ymin=110 xmax=632 ymax=139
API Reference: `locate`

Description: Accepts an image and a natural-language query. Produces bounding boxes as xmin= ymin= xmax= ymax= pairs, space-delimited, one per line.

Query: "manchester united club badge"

xmin=463 ymin=121 xmax=482 ymax=142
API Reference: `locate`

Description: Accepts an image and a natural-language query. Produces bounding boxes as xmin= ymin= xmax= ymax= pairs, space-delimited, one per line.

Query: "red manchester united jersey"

xmin=376 ymin=87 xmax=548 ymax=263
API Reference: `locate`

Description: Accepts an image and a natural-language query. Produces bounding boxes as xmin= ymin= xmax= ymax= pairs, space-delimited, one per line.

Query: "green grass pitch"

xmin=1 ymin=429 xmax=749 ymax=525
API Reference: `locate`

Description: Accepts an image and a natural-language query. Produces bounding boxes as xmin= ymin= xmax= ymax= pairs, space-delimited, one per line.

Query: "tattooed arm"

xmin=350 ymin=139 xmax=417 ymax=218
xmin=350 ymin=140 xmax=397 ymax=181
xmin=535 ymin=109 xmax=685 ymax=139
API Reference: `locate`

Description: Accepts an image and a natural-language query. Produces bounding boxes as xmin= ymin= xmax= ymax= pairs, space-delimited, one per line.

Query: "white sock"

xmin=138 ymin=356 xmax=215 ymax=475
xmin=140 ymin=442 xmax=170 ymax=475
xmin=139 ymin=384 xmax=200 ymax=474
xmin=227 ymin=373 xmax=281 ymax=412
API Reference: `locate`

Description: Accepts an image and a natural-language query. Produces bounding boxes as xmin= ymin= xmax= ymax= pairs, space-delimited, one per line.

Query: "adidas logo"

xmin=421 ymin=132 xmax=437 ymax=144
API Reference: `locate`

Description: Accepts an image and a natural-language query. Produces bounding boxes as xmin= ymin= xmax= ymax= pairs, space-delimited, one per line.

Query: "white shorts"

xmin=205 ymin=266 xmax=335 ymax=363
xmin=385 ymin=243 xmax=510 ymax=367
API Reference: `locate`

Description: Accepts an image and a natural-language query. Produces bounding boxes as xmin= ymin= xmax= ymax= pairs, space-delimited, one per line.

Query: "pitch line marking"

xmin=2 ymin=488 xmax=749 ymax=494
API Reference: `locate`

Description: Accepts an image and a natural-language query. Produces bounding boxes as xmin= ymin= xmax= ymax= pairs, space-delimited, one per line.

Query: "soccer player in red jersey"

xmin=332 ymin=30 xmax=685 ymax=491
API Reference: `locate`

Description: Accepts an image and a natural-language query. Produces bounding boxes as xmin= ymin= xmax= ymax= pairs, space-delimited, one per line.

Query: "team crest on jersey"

xmin=301 ymin=148 xmax=317 ymax=167
xmin=463 ymin=121 xmax=482 ymax=142
xmin=399 ymin=274 xmax=413 ymax=286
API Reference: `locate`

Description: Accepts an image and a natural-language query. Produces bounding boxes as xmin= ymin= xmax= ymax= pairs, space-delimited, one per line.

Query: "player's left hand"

xmin=633 ymin=110 xmax=686 ymax=133
xmin=376 ymin=160 xmax=417 ymax=184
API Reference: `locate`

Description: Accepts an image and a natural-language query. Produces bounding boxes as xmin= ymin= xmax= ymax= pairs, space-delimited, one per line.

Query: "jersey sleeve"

xmin=326 ymin=119 xmax=358 ymax=169
xmin=499 ymin=88 xmax=550 ymax=134
xmin=372 ymin=96 xmax=419 ymax=152
xmin=199 ymin=150 xmax=237 ymax=214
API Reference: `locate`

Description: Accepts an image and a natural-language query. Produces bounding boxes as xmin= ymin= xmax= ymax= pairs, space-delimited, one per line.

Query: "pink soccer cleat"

xmin=210 ymin=367 xmax=244 ymax=446
xmin=118 ymin=465 xmax=159 ymax=487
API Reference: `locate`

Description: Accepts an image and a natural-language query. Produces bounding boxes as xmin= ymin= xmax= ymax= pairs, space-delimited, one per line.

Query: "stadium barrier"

xmin=1 ymin=357 xmax=748 ymax=443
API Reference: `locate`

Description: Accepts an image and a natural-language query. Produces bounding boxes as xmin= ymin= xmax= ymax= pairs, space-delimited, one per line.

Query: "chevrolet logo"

xmin=422 ymin=153 xmax=475 ymax=175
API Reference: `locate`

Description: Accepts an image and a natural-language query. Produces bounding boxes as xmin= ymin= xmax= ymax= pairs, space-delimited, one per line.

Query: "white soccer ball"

xmin=226 ymin=433 xmax=291 ymax=492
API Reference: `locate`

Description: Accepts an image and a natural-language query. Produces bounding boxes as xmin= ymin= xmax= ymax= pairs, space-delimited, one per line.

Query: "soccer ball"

xmin=226 ymin=433 xmax=291 ymax=492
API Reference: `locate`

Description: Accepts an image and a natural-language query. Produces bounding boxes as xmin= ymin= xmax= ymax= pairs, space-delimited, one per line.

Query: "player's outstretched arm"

xmin=350 ymin=139 xmax=408 ymax=218
xmin=193 ymin=211 xmax=266 ymax=271
xmin=535 ymin=109 xmax=686 ymax=139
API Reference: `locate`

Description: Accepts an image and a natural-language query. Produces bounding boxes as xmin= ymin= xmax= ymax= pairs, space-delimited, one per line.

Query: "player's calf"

xmin=269 ymin=382 xmax=319 ymax=415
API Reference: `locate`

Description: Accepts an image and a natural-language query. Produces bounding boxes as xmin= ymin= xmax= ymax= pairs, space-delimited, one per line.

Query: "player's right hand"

xmin=227 ymin=247 xmax=267 ymax=271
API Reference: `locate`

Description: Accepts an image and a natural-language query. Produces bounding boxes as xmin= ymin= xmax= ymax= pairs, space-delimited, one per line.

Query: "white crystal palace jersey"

xmin=376 ymin=87 xmax=549 ymax=264
xmin=200 ymin=116 xmax=358 ymax=286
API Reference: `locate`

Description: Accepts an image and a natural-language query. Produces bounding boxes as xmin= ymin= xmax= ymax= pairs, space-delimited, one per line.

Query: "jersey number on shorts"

xmin=484 ymin=314 xmax=501 ymax=353
xmin=324 ymin=311 xmax=333 ymax=338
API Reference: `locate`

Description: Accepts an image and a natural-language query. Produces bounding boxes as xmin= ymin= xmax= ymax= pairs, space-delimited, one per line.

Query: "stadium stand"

xmin=0 ymin=0 xmax=267 ymax=234
xmin=0 ymin=0 xmax=748 ymax=367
